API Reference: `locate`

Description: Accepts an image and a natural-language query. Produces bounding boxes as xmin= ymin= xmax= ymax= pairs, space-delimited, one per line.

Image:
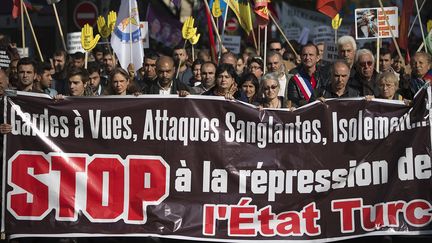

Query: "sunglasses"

xmin=264 ymin=85 xmax=278 ymax=91
xmin=270 ymin=48 xmax=281 ymax=52
xmin=359 ymin=61 xmax=373 ymax=67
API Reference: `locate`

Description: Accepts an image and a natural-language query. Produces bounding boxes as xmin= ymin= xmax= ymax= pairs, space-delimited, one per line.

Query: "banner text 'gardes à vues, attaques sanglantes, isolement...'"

xmin=2 ymin=88 xmax=432 ymax=241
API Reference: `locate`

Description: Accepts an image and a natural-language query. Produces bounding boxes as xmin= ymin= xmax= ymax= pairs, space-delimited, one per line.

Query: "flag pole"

xmin=377 ymin=0 xmax=405 ymax=67
xmin=269 ymin=12 xmax=299 ymax=57
xmin=20 ymin=0 xmax=25 ymax=53
xmin=192 ymin=45 xmax=195 ymax=62
xmin=204 ymin=0 xmax=224 ymax=51
xmin=52 ymin=3 xmax=67 ymax=51
xmin=176 ymin=40 xmax=187 ymax=79
xmin=334 ymin=29 xmax=337 ymax=44
xmin=221 ymin=3 xmax=229 ymax=41
xmin=414 ymin=0 xmax=427 ymax=53
xmin=129 ymin=0 xmax=133 ymax=65
xmin=376 ymin=38 xmax=380 ymax=73
xmin=22 ymin=1 xmax=44 ymax=61
xmin=251 ymin=27 xmax=258 ymax=51
xmin=257 ymin=27 xmax=261 ymax=56
xmin=263 ymin=25 xmax=268 ymax=73
xmin=407 ymin=0 xmax=426 ymax=37
xmin=84 ymin=52 xmax=88 ymax=69
xmin=218 ymin=2 xmax=230 ymax=62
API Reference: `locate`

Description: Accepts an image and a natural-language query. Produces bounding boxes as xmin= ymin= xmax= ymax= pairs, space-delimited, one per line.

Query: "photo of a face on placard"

xmin=355 ymin=8 xmax=378 ymax=39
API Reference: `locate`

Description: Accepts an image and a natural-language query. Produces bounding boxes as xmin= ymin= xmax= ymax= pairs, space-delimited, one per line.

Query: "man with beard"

xmin=266 ymin=51 xmax=291 ymax=98
xmin=34 ymin=62 xmax=57 ymax=96
xmin=87 ymin=62 xmax=107 ymax=96
xmin=321 ymin=60 xmax=359 ymax=98
xmin=173 ymin=46 xmax=192 ymax=86
xmin=52 ymin=49 xmax=69 ymax=95
xmin=102 ymin=49 xmax=118 ymax=79
xmin=137 ymin=50 xmax=159 ymax=90
xmin=337 ymin=36 xmax=358 ymax=91
xmin=143 ymin=56 xmax=189 ymax=95
xmin=17 ymin=57 xmax=38 ymax=92
xmin=8 ymin=58 xmax=19 ymax=88
xmin=191 ymin=61 xmax=217 ymax=94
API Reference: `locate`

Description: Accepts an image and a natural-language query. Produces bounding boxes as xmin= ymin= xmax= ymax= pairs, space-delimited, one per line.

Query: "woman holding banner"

xmin=203 ymin=64 xmax=247 ymax=101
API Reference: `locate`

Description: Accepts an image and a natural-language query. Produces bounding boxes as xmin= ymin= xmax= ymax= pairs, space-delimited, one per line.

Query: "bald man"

xmin=321 ymin=61 xmax=359 ymax=98
xmin=0 ymin=69 xmax=11 ymax=134
xmin=0 ymin=69 xmax=9 ymax=96
xmin=143 ymin=56 xmax=190 ymax=95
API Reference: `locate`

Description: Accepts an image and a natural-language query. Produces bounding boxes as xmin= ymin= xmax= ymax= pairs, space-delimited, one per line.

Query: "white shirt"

xmin=158 ymin=81 xmax=173 ymax=95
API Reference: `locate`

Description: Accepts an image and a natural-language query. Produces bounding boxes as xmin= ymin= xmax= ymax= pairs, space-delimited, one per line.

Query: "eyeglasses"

xmin=359 ymin=61 xmax=373 ymax=67
xmin=249 ymin=65 xmax=261 ymax=70
xmin=270 ymin=48 xmax=281 ymax=52
xmin=264 ymin=85 xmax=278 ymax=91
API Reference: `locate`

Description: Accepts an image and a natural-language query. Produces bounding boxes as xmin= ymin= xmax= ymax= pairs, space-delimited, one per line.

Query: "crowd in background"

xmin=1 ymin=33 xmax=431 ymax=114
xmin=0 ymin=30 xmax=432 ymax=242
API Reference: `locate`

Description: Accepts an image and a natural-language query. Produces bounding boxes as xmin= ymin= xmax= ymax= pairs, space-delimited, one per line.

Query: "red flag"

xmin=398 ymin=0 xmax=414 ymax=51
xmin=254 ymin=0 xmax=270 ymax=27
xmin=316 ymin=0 xmax=345 ymax=18
xmin=12 ymin=0 xmax=33 ymax=19
xmin=205 ymin=5 xmax=217 ymax=63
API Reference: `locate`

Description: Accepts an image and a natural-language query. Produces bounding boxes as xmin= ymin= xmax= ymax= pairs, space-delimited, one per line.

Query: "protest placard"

xmin=355 ymin=7 xmax=398 ymax=40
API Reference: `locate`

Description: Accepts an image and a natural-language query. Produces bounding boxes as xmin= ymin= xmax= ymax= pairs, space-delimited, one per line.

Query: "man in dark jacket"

xmin=287 ymin=43 xmax=329 ymax=107
xmin=143 ymin=56 xmax=189 ymax=95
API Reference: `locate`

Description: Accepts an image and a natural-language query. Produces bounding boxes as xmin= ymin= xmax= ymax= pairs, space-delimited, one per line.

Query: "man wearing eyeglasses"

xmin=269 ymin=39 xmax=297 ymax=73
xmin=266 ymin=51 xmax=291 ymax=98
xmin=352 ymin=49 xmax=379 ymax=96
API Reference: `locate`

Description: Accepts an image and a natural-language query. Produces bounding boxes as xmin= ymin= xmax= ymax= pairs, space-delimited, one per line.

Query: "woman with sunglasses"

xmin=259 ymin=73 xmax=290 ymax=109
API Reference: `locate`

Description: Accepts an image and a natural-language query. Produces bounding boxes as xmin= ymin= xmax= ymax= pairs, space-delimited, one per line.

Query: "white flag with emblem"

xmin=111 ymin=0 xmax=144 ymax=72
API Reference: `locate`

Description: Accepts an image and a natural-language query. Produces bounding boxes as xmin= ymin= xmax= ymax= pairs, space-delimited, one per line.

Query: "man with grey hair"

xmin=337 ymin=36 xmax=357 ymax=69
xmin=337 ymin=36 xmax=359 ymax=94
xmin=266 ymin=51 xmax=291 ymax=98
xmin=352 ymin=48 xmax=379 ymax=96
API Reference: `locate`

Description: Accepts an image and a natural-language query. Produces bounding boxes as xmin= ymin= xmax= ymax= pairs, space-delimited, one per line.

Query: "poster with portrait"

xmin=355 ymin=7 xmax=398 ymax=40
xmin=146 ymin=0 xmax=182 ymax=48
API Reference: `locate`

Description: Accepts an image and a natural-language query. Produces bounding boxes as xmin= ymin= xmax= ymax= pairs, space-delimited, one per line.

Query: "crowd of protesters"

xmin=0 ymin=31 xmax=432 ymax=243
xmin=1 ymin=33 xmax=431 ymax=113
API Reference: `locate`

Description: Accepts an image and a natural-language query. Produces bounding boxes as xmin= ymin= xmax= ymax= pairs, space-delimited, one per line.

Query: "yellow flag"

xmin=81 ymin=24 xmax=100 ymax=51
xmin=182 ymin=16 xmax=197 ymax=40
xmin=227 ymin=0 xmax=253 ymax=34
xmin=332 ymin=14 xmax=342 ymax=30
xmin=212 ymin=0 xmax=222 ymax=18
xmin=189 ymin=33 xmax=201 ymax=45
